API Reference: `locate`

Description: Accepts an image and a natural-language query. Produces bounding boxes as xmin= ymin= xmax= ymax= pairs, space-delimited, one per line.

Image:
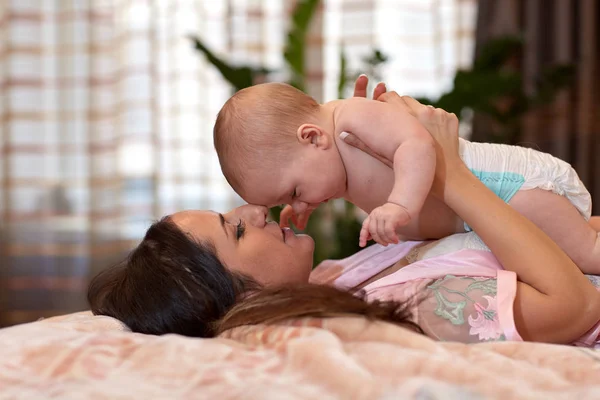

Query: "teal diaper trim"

xmin=464 ymin=169 xmax=525 ymax=232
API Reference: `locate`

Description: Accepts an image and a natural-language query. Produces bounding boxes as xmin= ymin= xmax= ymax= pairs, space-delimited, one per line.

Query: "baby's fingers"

xmin=377 ymin=217 xmax=396 ymax=245
xmin=359 ymin=217 xmax=371 ymax=247
xmin=295 ymin=212 xmax=308 ymax=230
xmin=385 ymin=220 xmax=399 ymax=244
xmin=375 ymin=216 xmax=391 ymax=246
xmin=279 ymin=205 xmax=297 ymax=228
xmin=370 ymin=216 xmax=386 ymax=246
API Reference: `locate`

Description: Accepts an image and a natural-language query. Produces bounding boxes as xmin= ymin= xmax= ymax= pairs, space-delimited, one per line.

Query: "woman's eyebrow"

xmin=218 ymin=213 xmax=229 ymax=238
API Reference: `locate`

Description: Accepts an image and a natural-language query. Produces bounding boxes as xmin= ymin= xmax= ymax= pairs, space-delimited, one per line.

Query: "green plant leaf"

xmin=414 ymin=35 xmax=574 ymax=144
xmin=337 ymin=48 xmax=348 ymax=99
xmin=473 ymin=35 xmax=522 ymax=71
xmin=362 ymin=49 xmax=388 ymax=68
xmin=188 ymin=35 xmax=270 ymax=91
xmin=283 ymin=0 xmax=320 ymax=91
xmin=530 ymin=64 xmax=575 ymax=106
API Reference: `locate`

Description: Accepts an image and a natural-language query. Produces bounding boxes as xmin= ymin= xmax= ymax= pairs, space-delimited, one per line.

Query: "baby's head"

xmin=214 ymin=83 xmax=347 ymax=213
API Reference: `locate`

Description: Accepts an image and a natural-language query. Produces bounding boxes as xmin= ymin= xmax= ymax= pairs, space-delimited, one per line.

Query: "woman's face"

xmin=170 ymin=205 xmax=314 ymax=286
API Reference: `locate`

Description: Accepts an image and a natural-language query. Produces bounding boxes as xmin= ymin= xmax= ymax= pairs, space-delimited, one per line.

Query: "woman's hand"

xmin=353 ymin=74 xmax=387 ymax=100
xmin=340 ymin=86 xmax=465 ymax=199
xmin=390 ymin=98 xmax=464 ymax=200
xmin=340 ymin=76 xmax=394 ymax=169
xmin=343 ymin=80 xmax=600 ymax=344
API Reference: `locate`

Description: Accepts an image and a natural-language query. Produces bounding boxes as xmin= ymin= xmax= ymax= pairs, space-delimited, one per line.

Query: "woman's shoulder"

xmin=310 ymin=241 xmax=422 ymax=289
xmin=310 ymin=232 xmax=502 ymax=290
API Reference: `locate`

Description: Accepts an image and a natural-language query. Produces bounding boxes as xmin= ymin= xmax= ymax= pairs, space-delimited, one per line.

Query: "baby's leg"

xmin=509 ymin=189 xmax=600 ymax=274
xmin=590 ymin=217 xmax=600 ymax=232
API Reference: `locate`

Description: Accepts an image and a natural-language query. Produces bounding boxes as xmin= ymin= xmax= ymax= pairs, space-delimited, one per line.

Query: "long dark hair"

xmin=216 ymin=285 xmax=423 ymax=335
xmin=88 ymin=217 xmax=422 ymax=337
xmin=88 ymin=217 xmax=257 ymax=337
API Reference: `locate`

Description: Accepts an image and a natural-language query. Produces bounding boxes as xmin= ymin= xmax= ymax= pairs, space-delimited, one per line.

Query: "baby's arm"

xmin=334 ymin=97 xmax=436 ymax=246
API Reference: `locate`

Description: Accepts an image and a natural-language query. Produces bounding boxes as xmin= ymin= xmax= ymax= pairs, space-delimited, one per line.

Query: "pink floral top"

xmin=310 ymin=233 xmax=600 ymax=347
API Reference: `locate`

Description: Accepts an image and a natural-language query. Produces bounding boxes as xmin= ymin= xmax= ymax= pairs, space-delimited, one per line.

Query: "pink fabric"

xmin=576 ymin=322 xmax=600 ymax=347
xmin=311 ymin=242 xmax=503 ymax=289
xmin=311 ymin=241 xmax=597 ymax=346
xmin=2 ymin=311 xmax=600 ymax=399
xmin=496 ymin=270 xmax=523 ymax=341
xmin=362 ymin=248 xmax=501 ymax=288
xmin=310 ymin=240 xmax=422 ymax=289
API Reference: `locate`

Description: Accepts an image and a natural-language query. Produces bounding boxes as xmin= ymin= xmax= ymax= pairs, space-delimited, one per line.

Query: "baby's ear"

xmin=296 ymin=124 xmax=331 ymax=149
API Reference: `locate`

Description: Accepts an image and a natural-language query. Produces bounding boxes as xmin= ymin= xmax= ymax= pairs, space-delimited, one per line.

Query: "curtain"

xmin=472 ymin=0 xmax=600 ymax=210
xmin=0 ymin=0 xmax=476 ymax=327
xmin=0 ymin=0 xmax=247 ymax=326
xmin=323 ymin=0 xmax=478 ymax=101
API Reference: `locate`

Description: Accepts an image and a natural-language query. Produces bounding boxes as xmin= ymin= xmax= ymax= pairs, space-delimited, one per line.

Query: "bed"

xmin=1 ymin=311 xmax=599 ymax=399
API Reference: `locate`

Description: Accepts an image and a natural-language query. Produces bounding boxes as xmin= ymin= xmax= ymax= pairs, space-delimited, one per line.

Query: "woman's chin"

xmin=291 ymin=234 xmax=315 ymax=260
xmin=297 ymin=234 xmax=315 ymax=248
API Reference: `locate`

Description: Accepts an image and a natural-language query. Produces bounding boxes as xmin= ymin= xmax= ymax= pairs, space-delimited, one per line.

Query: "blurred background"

xmin=0 ymin=0 xmax=598 ymax=327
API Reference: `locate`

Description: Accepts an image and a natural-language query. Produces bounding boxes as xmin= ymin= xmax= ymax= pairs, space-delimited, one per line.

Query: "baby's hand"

xmin=279 ymin=205 xmax=313 ymax=230
xmin=359 ymin=202 xmax=411 ymax=247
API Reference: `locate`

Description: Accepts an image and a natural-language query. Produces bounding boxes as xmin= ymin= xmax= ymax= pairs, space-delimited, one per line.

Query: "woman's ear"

xmin=296 ymin=124 xmax=331 ymax=149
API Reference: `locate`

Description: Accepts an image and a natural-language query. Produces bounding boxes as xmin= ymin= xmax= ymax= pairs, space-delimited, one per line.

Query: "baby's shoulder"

xmin=329 ymin=96 xmax=374 ymax=114
xmin=326 ymin=97 xmax=361 ymax=114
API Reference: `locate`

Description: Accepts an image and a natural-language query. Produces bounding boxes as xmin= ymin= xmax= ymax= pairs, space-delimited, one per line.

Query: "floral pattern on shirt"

xmin=467 ymin=295 xmax=504 ymax=341
xmin=427 ymin=275 xmax=505 ymax=342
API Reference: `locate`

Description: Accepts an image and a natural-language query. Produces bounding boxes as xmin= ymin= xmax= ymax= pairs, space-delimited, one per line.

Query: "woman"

xmin=88 ymin=79 xmax=600 ymax=345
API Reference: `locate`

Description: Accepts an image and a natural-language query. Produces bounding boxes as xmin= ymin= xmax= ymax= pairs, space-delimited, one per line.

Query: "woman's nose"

xmin=248 ymin=207 xmax=267 ymax=227
xmin=226 ymin=204 xmax=267 ymax=227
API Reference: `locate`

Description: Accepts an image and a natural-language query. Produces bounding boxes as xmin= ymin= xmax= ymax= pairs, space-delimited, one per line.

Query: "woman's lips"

xmin=281 ymin=227 xmax=294 ymax=242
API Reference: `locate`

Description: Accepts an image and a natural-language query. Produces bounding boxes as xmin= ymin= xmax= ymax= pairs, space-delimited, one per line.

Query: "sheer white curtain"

xmin=323 ymin=0 xmax=478 ymax=101
xmin=119 ymin=0 xmax=478 ymax=235
xmin=0 ymin=0 xmax=477 ymax=326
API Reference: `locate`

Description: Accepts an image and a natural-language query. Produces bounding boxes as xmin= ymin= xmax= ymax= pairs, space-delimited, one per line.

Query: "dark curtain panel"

xmin=472 ymin=0 xmax=599 ymax=211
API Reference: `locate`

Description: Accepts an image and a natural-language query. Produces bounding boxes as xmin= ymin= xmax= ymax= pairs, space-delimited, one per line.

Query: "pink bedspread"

xmin=1 ymin=312 xmax=600 ymax=399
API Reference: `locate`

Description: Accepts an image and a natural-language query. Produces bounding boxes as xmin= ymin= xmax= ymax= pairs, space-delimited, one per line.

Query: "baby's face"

xmin=240 ymin=145 xmax=347 ymax=215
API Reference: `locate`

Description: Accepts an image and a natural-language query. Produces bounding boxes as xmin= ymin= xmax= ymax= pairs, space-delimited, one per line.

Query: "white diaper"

xmin=458 ymin=138 xmax=592 ymax=221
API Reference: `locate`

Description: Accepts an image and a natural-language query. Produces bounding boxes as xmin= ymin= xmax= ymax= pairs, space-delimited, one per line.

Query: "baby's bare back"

xmin=336 ymin=135 xmax=462 ymax=240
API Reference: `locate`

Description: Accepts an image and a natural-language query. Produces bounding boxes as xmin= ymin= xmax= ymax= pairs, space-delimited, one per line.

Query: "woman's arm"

xmin=393 ymin=99 xmax=600 ymax=343
xmin=342 ymin=88 xmax=600 ymax=343
xmin=442 ymin=155 xmax=600 ymax=343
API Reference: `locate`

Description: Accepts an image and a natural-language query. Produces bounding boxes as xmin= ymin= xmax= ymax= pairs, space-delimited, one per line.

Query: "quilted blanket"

xmin=1 ymin=312 xmax=599 ymax=399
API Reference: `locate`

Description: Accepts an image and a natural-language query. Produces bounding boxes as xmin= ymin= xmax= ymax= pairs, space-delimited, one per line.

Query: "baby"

xmin=213 ymin=82 xmax=599 ymax=274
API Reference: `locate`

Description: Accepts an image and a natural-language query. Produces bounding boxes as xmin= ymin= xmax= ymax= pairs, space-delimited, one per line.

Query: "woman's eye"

xmin=236 ymin=220 xmax=246 ymax=239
